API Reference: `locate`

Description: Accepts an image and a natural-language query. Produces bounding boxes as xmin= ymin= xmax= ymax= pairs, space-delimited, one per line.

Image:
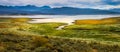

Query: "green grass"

xmin=2 ymin=18 xmax=119 ymax=43
xmin=1 ymin=17 xmax=120 ymax=52
xmin=24 ymin=23 xmax=120 ymax=43
xmin=27 ymin=23 xmax=67 ymax=35
xmin=64 ymin=24 xmax=120 ymax=31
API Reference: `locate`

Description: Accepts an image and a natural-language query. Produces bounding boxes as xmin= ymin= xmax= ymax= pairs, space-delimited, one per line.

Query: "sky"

xmin=0 ymin=0 xmax=120 ymax=9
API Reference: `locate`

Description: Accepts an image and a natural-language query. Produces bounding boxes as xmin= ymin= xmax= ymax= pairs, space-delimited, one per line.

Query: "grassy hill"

xmin=0 ymin=28 xmax=120 ymax=52
xmin=0 ymin=17 xmax=120 ymax=52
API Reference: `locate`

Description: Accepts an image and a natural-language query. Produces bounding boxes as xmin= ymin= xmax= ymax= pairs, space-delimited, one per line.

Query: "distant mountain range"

xmin=110 ymin=8 xmax=120 ymax=12
xmin=0 ymin=5 xmax=120 ymax=15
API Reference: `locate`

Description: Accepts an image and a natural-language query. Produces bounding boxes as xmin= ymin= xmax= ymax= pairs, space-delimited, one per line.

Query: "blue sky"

xmin=0 ymin=0 xmax=120 ymax=9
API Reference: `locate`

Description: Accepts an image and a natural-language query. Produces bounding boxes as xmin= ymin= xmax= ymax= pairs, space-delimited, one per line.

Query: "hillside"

xmin=0 ymin=17 xmax=120 ymax=52
xmin=0 ymin=28 xmax=120 ymax=52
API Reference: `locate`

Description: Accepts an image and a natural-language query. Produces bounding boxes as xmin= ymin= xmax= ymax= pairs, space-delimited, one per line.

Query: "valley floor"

xmin=0 ymin=17 xmax=120 ymax=52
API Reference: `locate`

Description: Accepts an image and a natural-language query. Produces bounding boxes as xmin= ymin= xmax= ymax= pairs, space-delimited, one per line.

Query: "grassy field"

xmin=0 ymin=17 xmax=120 ymax=52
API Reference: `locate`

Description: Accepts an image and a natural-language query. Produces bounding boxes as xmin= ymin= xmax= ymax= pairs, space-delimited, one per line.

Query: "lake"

xmin=0 ymin=15 xmax=120 ymax=24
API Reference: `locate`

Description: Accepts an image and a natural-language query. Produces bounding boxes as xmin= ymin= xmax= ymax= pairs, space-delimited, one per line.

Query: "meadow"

xmin=0 ymin=17 xmax=120 ymax=52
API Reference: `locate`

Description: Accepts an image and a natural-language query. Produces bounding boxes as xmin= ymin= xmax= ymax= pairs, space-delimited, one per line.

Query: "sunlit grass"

xmin=74 ymin=17 xmax=120 ymax=25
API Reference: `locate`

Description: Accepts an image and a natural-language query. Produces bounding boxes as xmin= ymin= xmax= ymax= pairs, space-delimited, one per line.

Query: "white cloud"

xmin=112 ymin=0 xmax=120 ymax=2
xmin=86 ymin=5 xmax=120 ymax=10
xmin=0 ymin=0 xmax=120 ymax=9
xmin=0 ymin=0 xmax=102 ymax=6
xmin=71 ymin=0 xmax=101 ymax=3
xmin=100 ymin=5 xmax=120 ymax=9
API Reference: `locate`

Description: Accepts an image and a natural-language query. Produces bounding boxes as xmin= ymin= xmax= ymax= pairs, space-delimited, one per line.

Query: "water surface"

xmin=0 ymin=15 xmax=120 ymax=24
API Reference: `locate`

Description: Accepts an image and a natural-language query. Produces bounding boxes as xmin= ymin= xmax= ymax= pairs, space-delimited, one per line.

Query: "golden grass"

xmin=74 ymin=17 xmax=120 ymax=25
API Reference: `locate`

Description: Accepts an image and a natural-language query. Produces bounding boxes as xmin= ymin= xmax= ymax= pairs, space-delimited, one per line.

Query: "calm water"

xmin=0 ymin=15 xmax=120 ymax=24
